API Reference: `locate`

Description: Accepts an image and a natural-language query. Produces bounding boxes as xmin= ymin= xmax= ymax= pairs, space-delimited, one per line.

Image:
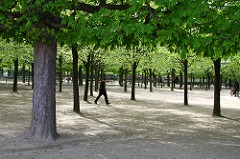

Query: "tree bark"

xmin=149 ymin=68 xmax=153 ymax=92
xmin=179 ymin=70 xmax=183 ymax=89
xmin=131 ymin=62 xmax=137 ymax=100
xmin=118 ymin=66 xmax=123 ymax=86
xmin=95 ymin=64 xmax=99 ymax=91
xmin=90 ymin=53 xmax=94 ymax=96
xmin=28 ymin=39 xmax=57 ymax=140
xmin=22 ymin=64 xmax=26 ymax=83
xmin=79 ymin=65 xmax=83 ymax=86
xmin=83 ymin=54 xmax=90 ymax=101
xmin=72 ymin=45 xmax=80 ymax=113
xmin=59 ymin=55 xmax=62 ymax=92
xmin=171 ymin=69 xmax=175 ymax=91
xmin=124 ymin=68 xmax=128 ymax=92
xmin=31 ymin=63 xmax=34 ymax=89
xmin=183 ymin=60 xmax=188 ymax=106
xmin=213 ymin=58 xmax=221 ymax=116
xmin=13 ymin=58 xmax=18 ymax=92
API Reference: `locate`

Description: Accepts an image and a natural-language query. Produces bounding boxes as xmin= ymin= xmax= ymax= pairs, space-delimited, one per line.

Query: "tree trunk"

xmin=179 ymin=70 xmax=183 ymax=89
xmin=131 ymin=62 xmax=137 ymax=100
xmin=95 ymin=64 xmax=99 ymax=91
xmin=183 ymin=60 xmax=188 ymax=106
xmin=167 ymin=73 xmax=170 ymax=87
xmin=119 ymin=66 xmax=123 ymax=86
xmin=28 ymin=39 xmax=57 ymax=140
xmin=213 ymin=58 xmax=221 ymax=116
xmin=124 ymin=68 xmax=128 ymax=92
xmin=79 ymin=65 xmax=83 ymax=86
xmin=31 ymin=63 xmax=34 ymax=89
xmin=84 ymin=54 xmax=90 ymax=101
xmin=59 ymin=55 xmax=62 ymax=92
xmin=149 ymin=68 xmax=153 ymax=92
xmin=28 ymin=65 xmax=31 ymax=86
xmin=90 ymin=53 xmax=94 ymax=96
xmin=22 ymin=64 xmax=26 ymax=83
xmin=171 ymin=69 xmax=175 ymax=91
xmin=13 ymin=59 xmax=18 ymax=92
xmin=72 ymin=45 xmax=80 ymax=113
xmin=190 ymin=73 xmax=193 ymax=91
xmin=144 ymin=69 xmax=147 ymax=89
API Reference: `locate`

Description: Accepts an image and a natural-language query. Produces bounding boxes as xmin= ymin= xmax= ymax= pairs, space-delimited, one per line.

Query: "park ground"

xmin=0 ymin=81 xmax=240 ymax=159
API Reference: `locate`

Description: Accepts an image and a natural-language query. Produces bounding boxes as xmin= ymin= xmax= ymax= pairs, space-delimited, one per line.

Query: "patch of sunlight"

xmin=161 ymin=109 xmax=209 ymax=118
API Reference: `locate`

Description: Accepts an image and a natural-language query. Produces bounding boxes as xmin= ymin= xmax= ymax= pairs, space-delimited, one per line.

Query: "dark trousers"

xmin=95 ymin=92 xmax=109 ymax=104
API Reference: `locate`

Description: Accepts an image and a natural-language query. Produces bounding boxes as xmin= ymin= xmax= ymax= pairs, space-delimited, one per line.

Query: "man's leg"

xmin=103 ymin=92 xmax=110 ymax=104
xmin=94 ymin=93 xmax=102 ymax=104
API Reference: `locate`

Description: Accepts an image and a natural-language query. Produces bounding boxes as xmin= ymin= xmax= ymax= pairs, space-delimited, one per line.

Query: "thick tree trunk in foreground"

xmin=213 ymin=58 xmax=221 ymax=116
xmin=72 ymin=46 xmax=80 ymax=113
xmin=28 ymin=39 xmax=57 ymax=140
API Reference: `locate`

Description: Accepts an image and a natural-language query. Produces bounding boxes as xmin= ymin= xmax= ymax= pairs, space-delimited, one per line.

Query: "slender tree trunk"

xmin=22 ymin=64 xmax=26 ymax=83
xmin=171 ymin=69 xmax=175 ymax=91
xmin=72 ymin=45 xmax=80 ymax=113
xmin=28 ymin=65 xmax=31 ymax=86
xmin=95 ymin=64 xmax=99 ymax=91
xmin=79 ymin=65 xmax=83 ymax=86
xmin=13 ymin=59 xmax=18 ymax=92
xmin=167 ymin=73 xmax=170 ymax=87
xmin=124 ymin=68 xmax=128 ymax=92
xmin=179 ymin=70 xmax=183 ymax=89
xmin=131 ymin=62 xmax=137 ymax=100
xmin=119 ymin=66 xmax=123 ymax=86
xmin=183 ymin=60 xmax=188 ymax=106
xmin=84 ymin=54 xmax=90 ymax=101
xmin=28 ymin=39 xmax=57 ymax=140
xmin=190 ymin=73 xmax=193 ymax=91
xmin=90 ymin=53 xmax=94 ymax=96
xmin=31 ymin=63 xmax=34 ymax=89
xmin=144 ymin=69 xmax=147 ymax=89
xmin=149 ymin=68 xmax=153 ymax=92
xmin=213 ymin=58 xmax=221 ymax=116
xmin=59 ymin=55 xmax=62 ymax=92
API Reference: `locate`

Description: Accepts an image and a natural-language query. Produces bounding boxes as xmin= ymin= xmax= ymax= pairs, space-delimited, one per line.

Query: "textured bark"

xmin=28 ymin=39 xmax=57 ymax=140
xmin=124 ymin=69 xmax=128 ymax=92
xmin=79 ymin=66 xmax=83 ymax=86
xmin=183 ymin=60 xmax=188 ymax=106
xmin=90 ymin=53 xmax=94 ymax=96
xmin=131 ymin=62 xmax=137 ymax=100
xmin=22 ymin=64 xmax=26 ymax=83
xmin=213 ymin=58 xmax=221 ymax=116
xmin=59 ymin=56 xmax=62 ymax=92
xmin=13 ymin=59 xmax=18 ymax=92
xmin=72 ymin=46 xmax=80 ymax=113
xmin=83 ymin=54 xmax=90 ymax=101
xmin=149 ymin=68 xmax=153 ymax=92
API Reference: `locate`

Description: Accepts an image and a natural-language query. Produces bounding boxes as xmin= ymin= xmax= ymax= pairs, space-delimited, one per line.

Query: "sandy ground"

xmin=0 ymin=81 xmax=240 ymax=159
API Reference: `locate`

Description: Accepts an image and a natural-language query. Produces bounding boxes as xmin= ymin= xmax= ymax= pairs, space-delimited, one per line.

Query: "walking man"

xmin=94 ymin=80 xmax=110 ymax=105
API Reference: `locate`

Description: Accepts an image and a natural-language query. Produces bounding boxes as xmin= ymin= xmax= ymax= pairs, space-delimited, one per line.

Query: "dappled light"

xmin=1 ymin=82 xmax=240 ymax=158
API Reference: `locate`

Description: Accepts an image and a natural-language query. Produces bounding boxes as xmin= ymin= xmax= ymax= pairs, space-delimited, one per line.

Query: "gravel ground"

xmin=0 ymin=81 xmax=240 ymax=159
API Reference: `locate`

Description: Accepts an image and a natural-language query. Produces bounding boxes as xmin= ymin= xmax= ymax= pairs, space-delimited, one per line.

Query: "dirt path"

xmin=0 ymin=82 xmax=240 ymax=159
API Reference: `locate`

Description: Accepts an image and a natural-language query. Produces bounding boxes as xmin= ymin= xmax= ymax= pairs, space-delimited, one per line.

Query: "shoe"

xmin=94 ymin=101 xmax=97 ymax=104
xmin=106 ymin=103 xmax=110 ymax=105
